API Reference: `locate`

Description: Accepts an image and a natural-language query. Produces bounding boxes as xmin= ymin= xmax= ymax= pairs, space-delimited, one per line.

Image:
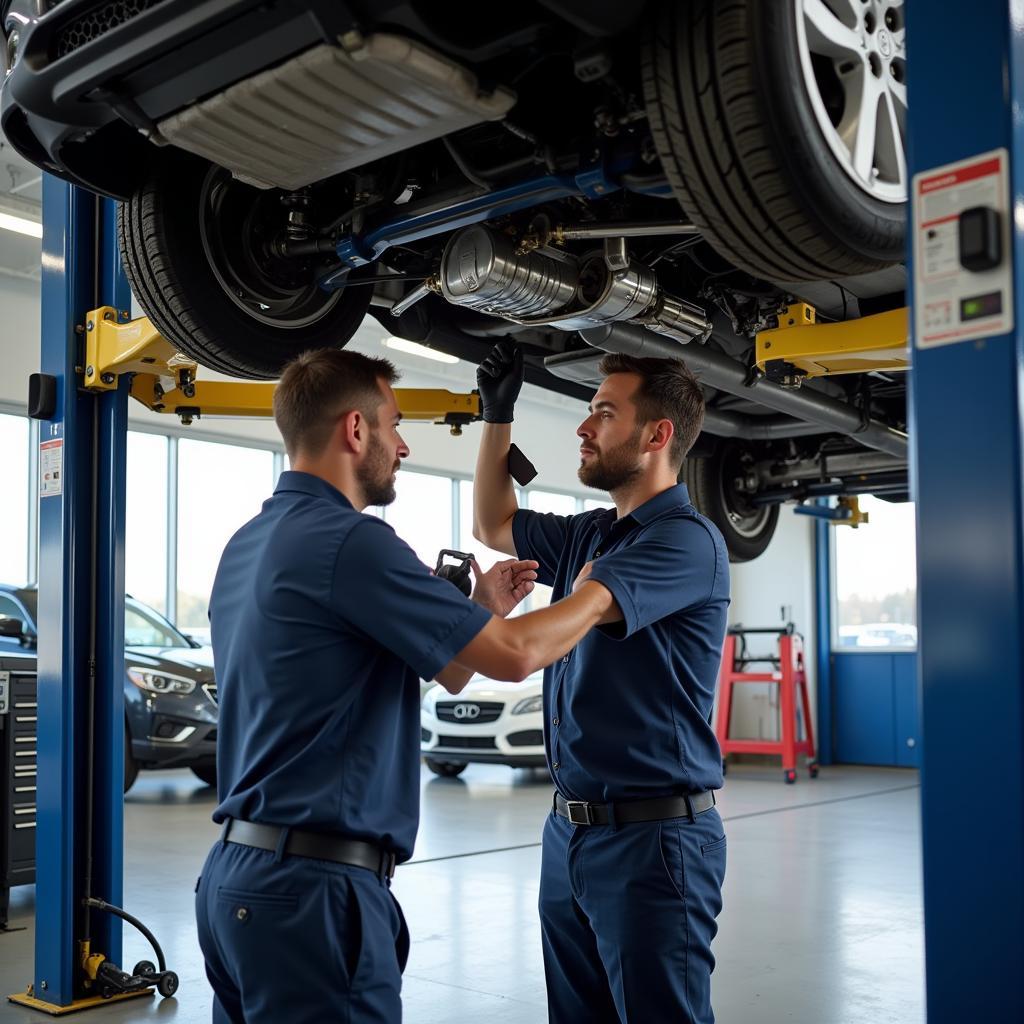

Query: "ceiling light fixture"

xmin=0 ymin=211 xmax=42 ymax=239
xmin=382 ymin=336 xmax=459 ymax=364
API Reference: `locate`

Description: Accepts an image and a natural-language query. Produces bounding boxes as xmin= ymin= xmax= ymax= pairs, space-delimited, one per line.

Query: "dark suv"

xmin=0 ymin=584 xmax=217 ymax=791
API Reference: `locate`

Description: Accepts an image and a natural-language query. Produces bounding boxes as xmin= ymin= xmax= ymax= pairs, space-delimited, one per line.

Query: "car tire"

xmin=124 ymin=725 xmax=139 ymax=794
xmin=424 ymin=758 xmax=468 ymax=778
xmin=190 ymin=763 xmax=217 ymax=788
xmin=642 ymin=0 xmax=906 ymax=282
xmin=683 ymin=442 xmax=779 ymax=562
xmin=118 ymin=150 xmax=372 ymax=379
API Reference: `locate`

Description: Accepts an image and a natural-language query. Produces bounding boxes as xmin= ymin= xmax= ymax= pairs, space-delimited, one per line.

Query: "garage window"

xmin=833 ymin=495 xmax=917 ymax=650
xmin=0 ymin=413 xmax=30 ymax=587
xmin=126 ymin=431 xmax=168 ymax=614
xmin=386 ymin=469 xmax=453 ymax=568
xmin=176 ymin=439 xmax=275 ymax=637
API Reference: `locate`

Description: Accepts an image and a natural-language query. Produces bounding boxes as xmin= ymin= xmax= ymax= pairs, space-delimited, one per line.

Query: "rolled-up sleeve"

xmin=586 ymin=518 xmax=720 ymax=640
xmin=331 ymin=519 xmax=492 ymax=680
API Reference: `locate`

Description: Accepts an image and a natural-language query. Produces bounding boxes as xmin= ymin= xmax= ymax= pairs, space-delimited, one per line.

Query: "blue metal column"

xmin=34 ymin=177 xmax=129 ymax=1004
xmin=906 ymin=5 xmax=1024 ymax=1020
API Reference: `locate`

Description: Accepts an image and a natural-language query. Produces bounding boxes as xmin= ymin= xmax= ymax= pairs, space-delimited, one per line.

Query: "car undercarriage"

xmin=2 ymin=0 xmax=910 ymax=558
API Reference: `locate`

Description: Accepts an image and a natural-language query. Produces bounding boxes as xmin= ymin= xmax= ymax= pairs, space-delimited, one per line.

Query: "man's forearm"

xmin=450 ymin=582 xmax=616 ymax=681
xmin=434 ymin=662 xmax=475 ymax=693
xmin=504 ymin=582 xmax=617 ymax=674
xmin=473 ymin=423 xmax=518 ymax=551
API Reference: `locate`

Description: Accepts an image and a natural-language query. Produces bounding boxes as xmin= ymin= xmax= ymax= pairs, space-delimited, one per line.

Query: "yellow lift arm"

xmin=755 ymin=303 xmax=909 ymax=386
xmin=80 ymin=307 xmax=481 ymax=434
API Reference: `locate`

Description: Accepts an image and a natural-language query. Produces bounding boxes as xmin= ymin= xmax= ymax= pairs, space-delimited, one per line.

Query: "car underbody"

xmin=2 ymin=0 xmax=911 ymax=558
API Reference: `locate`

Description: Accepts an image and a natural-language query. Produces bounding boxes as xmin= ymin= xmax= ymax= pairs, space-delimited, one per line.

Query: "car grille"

xmin=507 ymin=730 xmax=543 ymax=747
xmin=436 ymin=735 xmax=497 ymax=750
xmin=435 ymin=701 xmax=503 ymax=724
xmin=55 ymin=0 xmax=168 ymax=60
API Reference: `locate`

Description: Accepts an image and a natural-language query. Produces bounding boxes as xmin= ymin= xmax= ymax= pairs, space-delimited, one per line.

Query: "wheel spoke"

xmin=803 ymin=0 xmax=863 ymax=59
xmin=879 ymin=87 xmax=907 ymax=191
xmin=851 ymin=75 xmax=882 ymax=183
xmin=888 ymin=75 xmax=908 ymax=114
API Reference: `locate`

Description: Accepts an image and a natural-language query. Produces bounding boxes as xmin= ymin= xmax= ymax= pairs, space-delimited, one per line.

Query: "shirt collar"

xmin=595 ymin=483 xmax=691 ymax=541
xmin=274 ymin=470 xmax=354 ymax=509
xmin=628 ymin=482 xmax=691 ymax=525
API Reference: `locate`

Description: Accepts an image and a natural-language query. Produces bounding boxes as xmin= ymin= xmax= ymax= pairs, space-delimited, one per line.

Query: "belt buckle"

xmin=565 ymin=800 xmax=594 ymax=825
xmin=382 ymin=851 xmax=397 ymax=879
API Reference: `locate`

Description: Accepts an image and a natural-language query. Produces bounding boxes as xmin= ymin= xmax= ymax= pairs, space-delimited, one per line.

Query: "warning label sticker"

xmin=912 ymin=148 xmax=1013 ymax=348
xmin=40 ymin=437 xmax=63 ymax=498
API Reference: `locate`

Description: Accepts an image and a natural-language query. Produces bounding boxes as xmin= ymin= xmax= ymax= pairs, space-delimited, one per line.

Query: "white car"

xmin=420 ymin=674 xmax=546 ymax=778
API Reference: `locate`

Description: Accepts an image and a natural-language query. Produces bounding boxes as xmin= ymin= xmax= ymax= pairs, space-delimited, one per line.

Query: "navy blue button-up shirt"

xmin=513 ymin=483 xmax=730 ymax=801
xmin=210 ymin=471 xmax=491 ymax=861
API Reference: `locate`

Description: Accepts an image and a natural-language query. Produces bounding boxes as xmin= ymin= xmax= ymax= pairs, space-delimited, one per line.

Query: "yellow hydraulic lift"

xmin=80 ymin=306 xmax=481 ymax=433
xmin=755 ymin=303 xmax=909 ymax=387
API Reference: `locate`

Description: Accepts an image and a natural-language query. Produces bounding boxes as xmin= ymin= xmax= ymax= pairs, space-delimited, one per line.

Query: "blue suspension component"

xmin=793 ymin=503 xmax=853 ymax=522
xmin=321 ymin=163 xmax=624 ymax=288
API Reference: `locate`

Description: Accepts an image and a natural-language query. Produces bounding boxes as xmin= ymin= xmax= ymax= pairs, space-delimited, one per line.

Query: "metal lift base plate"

xmin=8 ymin=989 xmax=153 ymax=1016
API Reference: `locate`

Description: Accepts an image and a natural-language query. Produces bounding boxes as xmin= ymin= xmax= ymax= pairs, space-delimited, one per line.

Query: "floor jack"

xmin=78 ymin=899 xmax=178 ymax=1002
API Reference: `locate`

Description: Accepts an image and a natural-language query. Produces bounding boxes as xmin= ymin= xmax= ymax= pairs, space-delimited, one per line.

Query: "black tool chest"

xmin=0 ymin=655 xmax=37 ymax=929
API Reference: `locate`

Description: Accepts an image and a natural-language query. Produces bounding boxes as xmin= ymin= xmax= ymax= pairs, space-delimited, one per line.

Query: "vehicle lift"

xmin=76 ymin=306 xmax=481 ymax=432
xmin=15 ymin=3 xmax=1024 ymax=1015
xmin=9 ymin=183 xmax=482 ymax=1015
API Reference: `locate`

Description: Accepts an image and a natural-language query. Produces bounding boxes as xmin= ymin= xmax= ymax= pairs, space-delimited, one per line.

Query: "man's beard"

xmin=577 ymin=428 xmax=644 ymax=492
xmin=358 ymin=431 xmax=399 ymax=507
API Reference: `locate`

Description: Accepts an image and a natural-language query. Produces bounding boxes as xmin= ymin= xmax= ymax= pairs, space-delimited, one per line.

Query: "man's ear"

xmin=338 ymin=410 xmax=365 ymax=454
xmin=647 ymin=418 xmax=675 ymax=455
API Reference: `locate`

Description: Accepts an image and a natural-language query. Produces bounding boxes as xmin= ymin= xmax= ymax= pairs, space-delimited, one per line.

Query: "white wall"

xmin=724 ymin=510 xmax=819 ymax=743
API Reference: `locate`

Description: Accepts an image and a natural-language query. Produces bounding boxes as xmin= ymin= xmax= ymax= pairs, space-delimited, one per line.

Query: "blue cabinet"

xmin=832 ymin=652 xmax=920 ymax=767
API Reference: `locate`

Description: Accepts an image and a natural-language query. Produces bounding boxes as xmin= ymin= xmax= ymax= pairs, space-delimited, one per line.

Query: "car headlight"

xmin=512 ymin=694 xmax=543 ymax=715
xmin=128 ymin=668 xmax=196 ymax=695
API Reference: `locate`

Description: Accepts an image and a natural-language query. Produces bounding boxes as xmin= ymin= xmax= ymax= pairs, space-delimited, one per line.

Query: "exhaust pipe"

xmin=580 ymin=322 xmax=908 ymax=459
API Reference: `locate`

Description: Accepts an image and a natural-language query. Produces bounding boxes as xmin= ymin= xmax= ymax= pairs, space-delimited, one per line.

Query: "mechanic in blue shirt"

xmin=474 ymin=341 xmax=730 ymax=1024
xmin=195 ymin=349 xmax=619 ymax=1024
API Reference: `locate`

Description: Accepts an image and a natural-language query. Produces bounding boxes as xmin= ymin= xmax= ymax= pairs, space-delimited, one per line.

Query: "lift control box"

xmin=912 ymin=148 xmax=1014 ymax=348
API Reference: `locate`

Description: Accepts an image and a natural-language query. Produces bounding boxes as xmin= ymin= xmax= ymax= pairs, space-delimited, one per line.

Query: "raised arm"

xmin=473 ymin=341 xmax=524 ymax=556
xmin=474 ymin=423 xmax=519 ymax=555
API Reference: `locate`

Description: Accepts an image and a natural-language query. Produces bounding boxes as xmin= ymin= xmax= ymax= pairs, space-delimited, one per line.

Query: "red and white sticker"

xmin=40 ymin=437 xmax=63 ymax=498
xmin=912 ymin=148 xmax=1013 ymax=348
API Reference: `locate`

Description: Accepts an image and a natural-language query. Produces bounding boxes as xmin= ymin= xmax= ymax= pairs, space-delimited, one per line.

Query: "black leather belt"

xmin=221 ymin=818 xmax=397 ymax=879
xmin=553 ymin=790 xmax=717 ymax=826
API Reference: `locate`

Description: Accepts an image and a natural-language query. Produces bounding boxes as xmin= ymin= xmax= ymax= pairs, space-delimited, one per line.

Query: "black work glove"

xmin=476 ymin=340 xmax=524 ymax=423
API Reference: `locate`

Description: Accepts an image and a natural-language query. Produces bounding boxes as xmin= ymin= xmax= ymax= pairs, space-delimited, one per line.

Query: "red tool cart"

xmin=715 ymin=624 xmax=818 ymax=784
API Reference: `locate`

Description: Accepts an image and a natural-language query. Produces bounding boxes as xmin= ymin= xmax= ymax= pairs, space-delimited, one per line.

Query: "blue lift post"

xmin=30 ymin=177 xmax=129 ymax=1007
xmin=907 ymin=4 xmax=1024 ymax=1019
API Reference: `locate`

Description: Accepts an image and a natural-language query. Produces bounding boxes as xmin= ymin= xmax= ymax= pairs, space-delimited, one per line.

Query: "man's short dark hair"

xmin=273 ymin=349 xmax=400 ymax=459
xmin=597 ymin=352 xmax=704 ymax=467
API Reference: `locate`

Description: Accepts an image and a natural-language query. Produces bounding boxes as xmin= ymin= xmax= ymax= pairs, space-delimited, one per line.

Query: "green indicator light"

xmin=964 ymin=301 xmax=981 ymax=315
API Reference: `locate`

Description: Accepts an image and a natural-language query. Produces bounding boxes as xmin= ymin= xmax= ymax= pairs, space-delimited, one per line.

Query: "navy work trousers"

xmin=195 ymin=839 xmax=409 ymax=1023
xmin=539 ymin=806 xmax=727 ymax=1024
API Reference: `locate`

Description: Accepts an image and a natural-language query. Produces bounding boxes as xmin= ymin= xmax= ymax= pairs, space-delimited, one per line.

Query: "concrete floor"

xmin=1 ymin=764 xmax=924 ymax=1023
